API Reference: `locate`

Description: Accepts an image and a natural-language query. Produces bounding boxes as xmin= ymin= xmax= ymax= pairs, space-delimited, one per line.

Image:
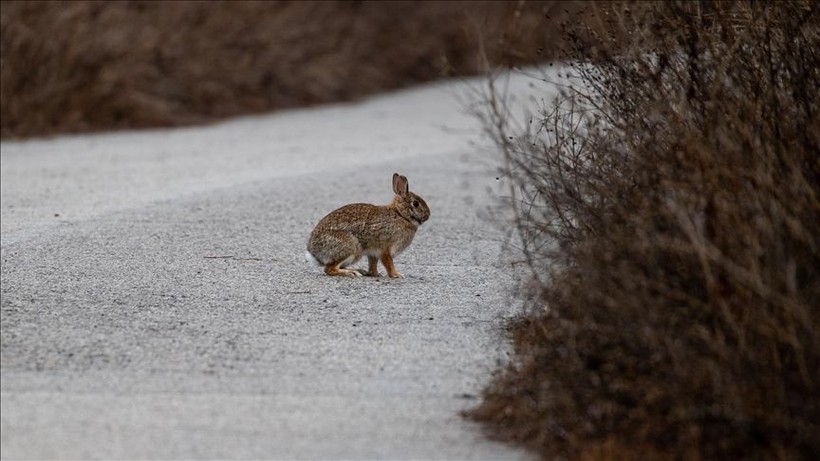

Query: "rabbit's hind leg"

xmin=311 ymin=230 xmax=363 ymax=277
xmin=324 ymin=264 xmax=362 ymax=277
xmin=324 ymin=233 xmax=363 ymax=277
xmin=325 ymin=252 xmax=362 ymax=277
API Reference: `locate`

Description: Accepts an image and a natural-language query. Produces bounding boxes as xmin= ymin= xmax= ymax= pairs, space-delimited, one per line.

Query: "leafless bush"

xmin=0 ymin=1 xmax=574 ymax=138
xmin=467 ymin=2 xmax=820 ymax=460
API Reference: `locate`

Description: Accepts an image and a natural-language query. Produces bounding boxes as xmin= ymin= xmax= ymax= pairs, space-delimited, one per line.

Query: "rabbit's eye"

xmin=412 ymin=200 xmax=420 ymax=208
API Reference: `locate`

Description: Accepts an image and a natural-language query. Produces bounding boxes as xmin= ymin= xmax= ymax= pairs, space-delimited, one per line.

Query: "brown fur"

xmin=307 ymin=173 xmax=430 ymax=277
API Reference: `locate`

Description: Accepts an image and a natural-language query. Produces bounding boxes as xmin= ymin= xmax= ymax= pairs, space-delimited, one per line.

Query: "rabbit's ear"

xmin=393 ymin=173 xmax=409 ymax=195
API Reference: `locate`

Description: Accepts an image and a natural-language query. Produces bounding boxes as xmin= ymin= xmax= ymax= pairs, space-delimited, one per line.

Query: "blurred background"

xmin=0 ymin=0 xmax=577 ymax=139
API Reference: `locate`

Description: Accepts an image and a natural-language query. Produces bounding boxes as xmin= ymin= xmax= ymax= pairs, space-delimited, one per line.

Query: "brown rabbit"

xmin=306 ymin=173 xmax=430 ymax=277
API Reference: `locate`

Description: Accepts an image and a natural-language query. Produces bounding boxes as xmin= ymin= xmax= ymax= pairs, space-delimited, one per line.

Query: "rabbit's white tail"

xmin=305 ymin=251 xmax=323 ymax=266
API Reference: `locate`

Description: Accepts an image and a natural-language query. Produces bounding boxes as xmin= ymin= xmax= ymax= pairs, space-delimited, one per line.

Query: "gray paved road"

xmin=1 ymin=81 xmax=532 ymax=459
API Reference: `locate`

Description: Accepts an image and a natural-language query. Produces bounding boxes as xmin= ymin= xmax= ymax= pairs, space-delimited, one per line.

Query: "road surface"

xmin=1 ymin=73 xmax=554 ymax=459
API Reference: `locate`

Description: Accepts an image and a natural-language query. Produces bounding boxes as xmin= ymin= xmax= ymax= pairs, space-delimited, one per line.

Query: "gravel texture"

xmin=0 ymin=75 xmax=549 ymax=459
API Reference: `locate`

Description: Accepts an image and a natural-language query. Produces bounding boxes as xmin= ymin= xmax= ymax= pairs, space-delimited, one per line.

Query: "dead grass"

xmin=0 ymin=0 xmax=577 ymax=139
xmin=466 ymin=1 xmax=820 ymax=460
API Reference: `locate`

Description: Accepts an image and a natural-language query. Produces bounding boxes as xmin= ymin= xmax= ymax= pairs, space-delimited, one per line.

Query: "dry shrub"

xmin=0 ymin=0 xmax=577 ymax=139
xmin=467 ymin=1 xmax=820 ymax=460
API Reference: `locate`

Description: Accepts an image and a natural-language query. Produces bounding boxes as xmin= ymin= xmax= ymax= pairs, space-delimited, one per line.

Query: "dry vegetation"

xmin=0 ymin=0 xmax=576 ymax=139
xmin=5 ymin=1 xmax=818 ymax=459
xmin=467 ymin=1 xmax=819 ymax=460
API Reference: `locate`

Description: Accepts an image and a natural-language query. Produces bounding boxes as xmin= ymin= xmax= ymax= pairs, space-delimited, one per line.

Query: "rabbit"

xmin=306 ymin=173 xmax=430 ymax=277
